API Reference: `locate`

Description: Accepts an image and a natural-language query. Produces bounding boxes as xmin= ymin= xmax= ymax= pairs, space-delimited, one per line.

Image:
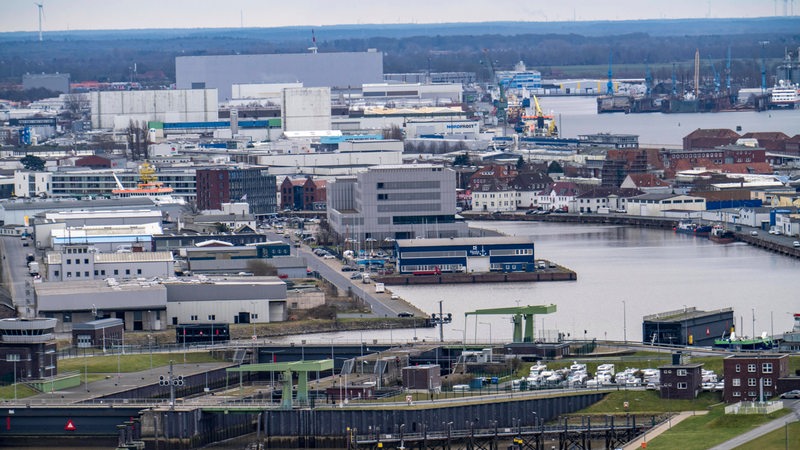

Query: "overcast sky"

xmin=0 ymin=0 xmax=789 ymax=33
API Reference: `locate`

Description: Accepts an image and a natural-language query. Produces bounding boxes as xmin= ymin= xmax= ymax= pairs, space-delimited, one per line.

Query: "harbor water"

xmin=286 ymin=221 xmax=800 ymax=345
xmin=535 ymin=96 xmax=800 ymax=148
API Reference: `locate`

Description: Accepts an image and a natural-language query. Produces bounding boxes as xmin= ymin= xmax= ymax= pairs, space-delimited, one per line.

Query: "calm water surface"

xmin=290 ymin=222 xmax=800 ymax=344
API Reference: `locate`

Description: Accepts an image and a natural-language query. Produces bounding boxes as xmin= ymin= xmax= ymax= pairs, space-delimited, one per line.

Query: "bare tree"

xmin=62 ymin=93 xmax=90 ymax=120
xmin=125 ymin=119 xmax=149 ymax=161
xmin=246 ymin=260 xmax=278 ymax=276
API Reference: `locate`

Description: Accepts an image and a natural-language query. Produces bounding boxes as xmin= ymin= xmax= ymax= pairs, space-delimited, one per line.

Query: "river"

xmin=284 ymin=221 xmax=800 ymax=345
xmin=535 ymin=96 xmax=800 ymax=148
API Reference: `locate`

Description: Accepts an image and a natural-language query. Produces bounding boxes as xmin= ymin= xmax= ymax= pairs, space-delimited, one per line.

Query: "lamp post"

xmin=622 ymin=300 xmax=627 ymax=343
xmin=8 ymin=355 xmax=19 ymax=401
xmin=480 ymin=322 xmax=492 ymax=344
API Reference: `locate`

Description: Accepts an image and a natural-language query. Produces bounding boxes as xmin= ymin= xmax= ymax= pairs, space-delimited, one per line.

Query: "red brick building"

xmin=279 ymin=177 xmax=327 ymax=211
xmin=722 ymin=354 xmax=789 ymax=403
xmin=658 ymin=363 xmax=704 ymax=400
xmin=682 ymin=128 xmax=740 ymax=150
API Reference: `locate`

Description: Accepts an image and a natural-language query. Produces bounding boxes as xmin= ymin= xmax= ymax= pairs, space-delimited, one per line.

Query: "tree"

xmin=246 ymin=260 xmax=278 ymax=276
xmin=547 ymin=161 xmax=564 ymax=174
xmin=20 ymin=155 xmax=45 ymax=171
xmin=453 ymin=153 xmax=471 ymax=166
xmin=516 ymin=155 xmax=525 ymax=170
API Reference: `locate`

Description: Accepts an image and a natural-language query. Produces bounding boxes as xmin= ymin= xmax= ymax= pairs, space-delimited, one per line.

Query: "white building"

xmin=625 ymin=193 xmax=707 ymax=217
xmin=13 ymin=171 xmax=52 ymax=197
xmin=163 ymin=277 xmax=287 ymax=325
xmin=282 ymin=87 xmax=331 ymax=132
xmin=90 ymin=89 xmax=218 ymax=130
xmin=44 ymin=244 xmax=174 ymax=282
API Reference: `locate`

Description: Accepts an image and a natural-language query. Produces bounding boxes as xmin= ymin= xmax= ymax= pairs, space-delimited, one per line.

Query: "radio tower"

xmin=308 ymin=29 xmax=318 ymax=54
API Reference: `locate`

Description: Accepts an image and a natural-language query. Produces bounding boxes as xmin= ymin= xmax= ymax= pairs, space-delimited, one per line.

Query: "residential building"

xmin=620 ymin=173 xmax=671 ymax=193
xmin=327 ymin=164 xmax=468 ymax=242
xmin=572 ymin=187 xmax=643 ymax=213
xmin=682 ymin=128 xmax=740 ymax=150
xmin=279 ymin=176 xmax=327 ymax=211
xmin=722 ymin=354 xmax=789 ymax=403
xmin=659 ymin=363 xmax=704 ymax=400
xmin=195 ymin=166 xmax=277 ymax=216
xmin=13 ymin=171 xmax=52 ymax=198
xmin=537 ymin=182 xmax=580 ymax=212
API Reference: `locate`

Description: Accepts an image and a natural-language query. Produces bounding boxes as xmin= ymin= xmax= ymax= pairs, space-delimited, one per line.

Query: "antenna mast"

xmin=35 ymin=2 xmax=43 ymax=41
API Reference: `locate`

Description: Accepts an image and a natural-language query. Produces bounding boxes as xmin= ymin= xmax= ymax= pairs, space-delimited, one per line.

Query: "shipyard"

xmin=1 ymin=3 xmax=800 ymax=450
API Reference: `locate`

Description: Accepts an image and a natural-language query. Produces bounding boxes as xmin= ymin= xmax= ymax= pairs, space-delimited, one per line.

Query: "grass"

xmin=642 ymin=406 xmax=791 ymax=450
xmin=57 ymin=352 xmax=220 ymax=374
xmin=733 ymin=421 xmax=800 ymax=450
xmin=578 ymin=390 xmax=722 ymax=415
xmin=0 ymin=383 xmax=40 ymax=400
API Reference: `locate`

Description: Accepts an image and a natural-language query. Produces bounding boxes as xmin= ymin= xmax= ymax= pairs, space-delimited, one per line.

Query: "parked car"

xmin=780 ymin=389 xmax=800 ymax=399
xmin=350 ymin=273 xmax=362 ymax=280
xmin=750 ymin=230 xmax=758 ymax=236
xmin=397 ymin=312 xmax=414 ymax=318
xmin=341 ymin=266 xmax=357 ymax=272
xmin=323 ymin=254 xmax=336 ymax=259
xmin=793 ymin=241 xmax=800 ymax=248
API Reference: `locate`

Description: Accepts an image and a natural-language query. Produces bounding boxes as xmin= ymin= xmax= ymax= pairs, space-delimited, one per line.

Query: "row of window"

xmin=65 ymin=259 xmax=90 ymax=264
xmin=55 ymin=268 xmax=143 ymax=278
xmin=731 ymin=391 xmax=773 ymax=398
xmin=731 ymin=378 xmax=773 ymax=387
xmin=734 ymin=363 xmax=773 ymax=373
xmin=189 ymin=315 xmax=217 ymax=321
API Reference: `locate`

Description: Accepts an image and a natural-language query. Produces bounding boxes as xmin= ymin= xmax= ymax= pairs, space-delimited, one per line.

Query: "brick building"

xmin=279 ymin=176 xmax=327 ymax=211
xmin=196 ymin=166 xmax=277 ymax=216
xmin=722 ymin=354 xmax=789 ymax=403
xmin=658 ymin=362 xmax=704 ymax=400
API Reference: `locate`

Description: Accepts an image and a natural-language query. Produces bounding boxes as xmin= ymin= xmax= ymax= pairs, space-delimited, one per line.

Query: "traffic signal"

xmin=174 ymin=375 xmax=184 ymax=386
xmin=159 ymin=375 xmax=168 ymax=386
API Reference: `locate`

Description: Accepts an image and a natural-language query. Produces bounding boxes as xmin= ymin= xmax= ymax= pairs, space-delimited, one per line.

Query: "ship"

xmin=674 ymin=221 xmax=713 ymax=237
xmin=112 ymin=162 xmax=185 ymax=206
xmin=769 ymin=80 xmax=800 ymax=109
xmin=714 ymin=330 xmax=775 ymax=351
xmin=708 ymin=224 xmax=735 ymax=244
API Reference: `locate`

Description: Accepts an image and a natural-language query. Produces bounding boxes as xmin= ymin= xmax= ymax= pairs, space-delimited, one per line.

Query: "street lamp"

xmin=622 ymin=300 xmax=627 ymax=343
xmin=480 ymin=322 xmax=492 ymax=344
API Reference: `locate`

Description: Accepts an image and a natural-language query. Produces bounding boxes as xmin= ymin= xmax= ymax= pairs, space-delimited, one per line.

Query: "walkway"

xmin=707 ymin=399 xmax=800 ymax=450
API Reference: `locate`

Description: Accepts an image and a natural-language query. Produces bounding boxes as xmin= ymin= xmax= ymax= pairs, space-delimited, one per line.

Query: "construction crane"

xmin=481 ymin=49 xmax=508 ymax=129
xmin=464 ymin=304 xmax=556 ymax=343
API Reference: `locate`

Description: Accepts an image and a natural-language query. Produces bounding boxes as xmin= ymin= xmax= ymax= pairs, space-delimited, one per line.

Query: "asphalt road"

xmin=0 ymin=235 xmax=37 ymax=314
xmin=707 ymin=399 xmax=800 ymax=450
xmin=264 ymin=231 xmax=410 ymax=318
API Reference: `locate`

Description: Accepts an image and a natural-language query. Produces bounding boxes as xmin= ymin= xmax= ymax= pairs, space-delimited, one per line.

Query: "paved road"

xmin=265 ymin=230 xmax=418 ymax=318
xmin=0 ymin=235 xmax=36 ymax=314
xmin=707 ymin=399 xmax=800 ymax=450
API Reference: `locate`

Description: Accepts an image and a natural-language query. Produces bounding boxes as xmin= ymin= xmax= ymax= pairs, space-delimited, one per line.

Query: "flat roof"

xmin=47 ymin=251 xmax=174 ymax=264
xmin=73 ymin=318 xmax=123 ymax=330
xmin=643 ymin=307 xmax=733 ymax=323
xmin=34 ymin=279 xmax=167 ymax=296
xmin=397 ymin=236 xmax=532 ymax=248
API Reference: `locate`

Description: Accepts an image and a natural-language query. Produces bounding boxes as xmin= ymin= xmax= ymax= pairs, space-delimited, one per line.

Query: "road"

xmin=0 ymin=235 xmax=37 ymax=315
xmin=707 ymin=399 xmax=800 ymax=450
xmin=264 ymin=230 xmax=418 ymax=319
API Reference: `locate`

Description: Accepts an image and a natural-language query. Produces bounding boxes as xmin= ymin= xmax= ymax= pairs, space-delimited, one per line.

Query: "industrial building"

xmin=641 ymin=307 xmax=734 ymax=347
xmin=0 ymin=318 xmax=58 ymax=382
xmin=22 ymin=73 xmax=70 ymax=94
xmin=282 ymin=87 xmax=331 ymax=132
xmin=326 ymin=164 xmax=468 ymax=242
xmin=175 ymin=51 xmax=383 ymax=101
xmin=35 ymin=279 xmax=168 ymax=333
xmin=0 ymin=197 xmax=157 ymax=227
xmin=180 ymin=243 xmax=305 ymax=278
xmin=90 ymin=89 xmax=218 ymax=129
xmin=44 ymin=244 xmax=174 ymax=282
xmin=395 ymin=236 xmax=536 ymax=274
xmin=163 ymin=277 xmax=287 ymax=326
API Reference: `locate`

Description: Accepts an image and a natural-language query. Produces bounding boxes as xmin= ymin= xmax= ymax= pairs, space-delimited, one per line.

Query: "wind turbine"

xmin=34 ymin=2 xmax=44 ymax=42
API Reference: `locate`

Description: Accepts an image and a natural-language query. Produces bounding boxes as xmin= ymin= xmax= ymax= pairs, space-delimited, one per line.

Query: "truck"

xmin=375 ymin=282 xmax=385 ymax=293
xmin=28 ymin=262 xmax=40 ymax=276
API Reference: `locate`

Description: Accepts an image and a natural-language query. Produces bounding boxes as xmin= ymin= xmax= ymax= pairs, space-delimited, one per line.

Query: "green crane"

xmin=465 ymin=304 xmax=557 ymax=343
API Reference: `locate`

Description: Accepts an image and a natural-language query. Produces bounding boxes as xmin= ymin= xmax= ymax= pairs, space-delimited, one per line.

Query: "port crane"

xmin=464 ymin=304 xmax=556 ymax=343
xmin=481 ymin=49 xmax=508 ymax=129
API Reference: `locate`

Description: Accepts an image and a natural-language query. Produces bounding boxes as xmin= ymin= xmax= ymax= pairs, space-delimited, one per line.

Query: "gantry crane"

xmin=465 ymin=304 xmax=557 ymax=343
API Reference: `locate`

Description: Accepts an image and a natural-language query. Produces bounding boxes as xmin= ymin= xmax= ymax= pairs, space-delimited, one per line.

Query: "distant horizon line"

xmin=0 ymin=15 xmax=793 ymax=36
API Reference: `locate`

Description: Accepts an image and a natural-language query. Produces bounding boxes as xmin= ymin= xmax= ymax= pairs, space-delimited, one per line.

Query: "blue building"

xmin=395 ymin=236 xmax=536 ymax=274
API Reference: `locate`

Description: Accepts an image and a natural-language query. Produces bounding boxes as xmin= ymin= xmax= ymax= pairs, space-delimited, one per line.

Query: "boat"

xmin=769 ymin=80 xmax=800 ymax=109
xmin=714 ymin=330 xmax=775 ymax=351
xmin=111 ymin=162 xmax=185 ymax=205
xmin=674 ymin=221 xmax=713 ymax=237
xmin=708 ymin=224 xmax=735 ymax=244
xmin=674 ymin=221 xmax=698 ymax=235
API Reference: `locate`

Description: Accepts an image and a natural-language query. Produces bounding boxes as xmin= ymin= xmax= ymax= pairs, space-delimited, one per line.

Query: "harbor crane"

xmin=481 ymin=49 xmax=508 ymax=129
xmin=464 ymin=304 xmax=556 ymax=343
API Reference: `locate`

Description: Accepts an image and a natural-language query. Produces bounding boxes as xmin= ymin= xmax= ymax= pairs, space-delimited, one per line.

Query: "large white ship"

xmin=769 ymin=79 xmax=799 ymax=109
xmin=112 ymin=162 xmax=185 ymax=206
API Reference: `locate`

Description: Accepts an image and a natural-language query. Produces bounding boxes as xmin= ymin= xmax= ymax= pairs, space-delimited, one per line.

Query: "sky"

xmin=0 ymin=0 xmax=791 ymax=33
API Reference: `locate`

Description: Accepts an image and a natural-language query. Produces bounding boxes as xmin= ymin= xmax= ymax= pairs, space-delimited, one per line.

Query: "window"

xmin=762 ymin=363 xmax=773 ymax=373
xmin=54 ymin=270 xmax=59 ymax=277
xmin=735 ymin=364 xmax=741 ymax=373
xmin=732 ymin=378 xmax=741 ymax=386
xmin=75 ymin=272 xmax=80 ymax=278
xmin=747 ymin=364 xmax=756 ymax=373
xmin=733 ymin=391 xmax=741 ymax=397
xmin=66 ymin=259 xmax=71 ymax=264
xmin=63 ymin=312 xmax=72 ymax=323
xmin=84 ymin=259 xmax=89 ymax=264
xmin=84 ymin=271 xmax=89 ymax=277
xmin=677 ymin=382 xmax=687 ymax=389
xmin=764 ymin=378 xmax=773 ymax=386
xmin=125 ymin=269 xmax=130 ymax=275
xmin=94 ymin=270 xmax=98 ymax=276
xmin=208 ymin=315 xmax=216 ymax=321
xmin=137 ymin=269 xmax=142 ymax=275
xmin=101 ymin=270 xmax=106 ymax=276
xmin=75 ymin=259 xmax=80 ymax=265
xmin=251 ymin=313 xmax=258 ymax=319
xmin=748 ymin=378 xmax=757 ymax=387
xmin=677 ymin=369 xmax=687 ymax=376
xmin=114 ymin=270 xmax=119 ymax=275
xmin=190 ymin=315 xmax=198 ymax=321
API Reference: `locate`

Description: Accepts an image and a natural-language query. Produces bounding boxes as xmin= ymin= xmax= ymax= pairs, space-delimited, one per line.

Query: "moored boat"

xmin=709 ymin=225 xmax=735 ymax=244
xmin=714 ymin=331 xmax=774 ymax=351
